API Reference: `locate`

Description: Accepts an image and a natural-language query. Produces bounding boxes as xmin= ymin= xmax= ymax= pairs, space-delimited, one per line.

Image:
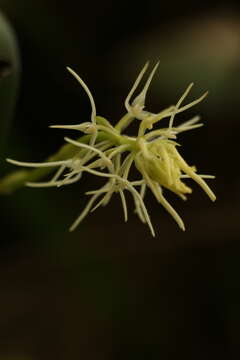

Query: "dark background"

xmin=0 ymin=0 xmax=240 ymax=359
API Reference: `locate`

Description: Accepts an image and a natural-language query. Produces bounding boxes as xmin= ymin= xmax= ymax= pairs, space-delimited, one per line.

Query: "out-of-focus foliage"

xmin=0 ymin=10 xmax=20 ymax=152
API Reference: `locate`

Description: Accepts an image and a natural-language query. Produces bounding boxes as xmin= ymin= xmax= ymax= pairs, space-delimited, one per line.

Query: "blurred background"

xmin=0 ymin=0 xmax=240 ymax=359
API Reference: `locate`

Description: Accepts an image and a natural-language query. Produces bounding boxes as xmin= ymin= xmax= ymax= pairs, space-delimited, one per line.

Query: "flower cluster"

xmin=7 ymin=62 xmax=216 ymax=236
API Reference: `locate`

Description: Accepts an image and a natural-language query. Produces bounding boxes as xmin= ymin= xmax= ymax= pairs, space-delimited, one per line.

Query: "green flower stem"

xmin=115 ymin=113 xmax=134 ymax=133
xmin=0 ymin=116 xmax=137 ymax=195
xmin=0 ymin=134 xmax=99 ymax=194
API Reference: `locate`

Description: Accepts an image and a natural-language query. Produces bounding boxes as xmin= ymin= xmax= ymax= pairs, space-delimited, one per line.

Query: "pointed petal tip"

xmin=49 ymin=125 xmax=62 ymax=129
xmin=6 ymin=158 xmax=19 ymax=166
xmin=66 ymin=66 xmax=77 ymax=77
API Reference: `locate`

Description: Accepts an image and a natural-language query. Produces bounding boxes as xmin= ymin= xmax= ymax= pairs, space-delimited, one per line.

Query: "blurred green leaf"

xmin=0 ymin=11 xmax=20 ymax=153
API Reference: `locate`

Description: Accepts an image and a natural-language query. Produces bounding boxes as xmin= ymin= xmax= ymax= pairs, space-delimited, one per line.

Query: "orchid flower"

xmin=1 ymin=62 xmax=216 ymax=236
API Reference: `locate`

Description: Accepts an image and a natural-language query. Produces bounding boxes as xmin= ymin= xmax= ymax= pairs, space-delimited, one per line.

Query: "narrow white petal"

xmin=64 ymin=137 xmax=112 ymax=168
xmin=169 ymin=83 xmax=194 ymax=130
xmin=67 ymin=67 xmax=96 ymax=124
xmin=126 ymin=182 xmax=155 ymax=237
xmin=7 ymin=158 xmax=69 ymax=168
xmin=153 ymin=182 xmax=185 ymax=231
xmin=119 ymin=189 xmax=128 ymax=222
xmin=173 ymin=149 xmax=216 ymax=201
xmin=174 ymin=91 xmax=208 ymax=116
xmin=180 ymin=174 xmax=215 ymax=179
xmin=51 ymin=164 xmax=66 ymax=182
xmin=90 ymin=189 xmax=114 ymax=212
xmin=177 ymin=115 xmax=200 ymax=128
xmin=132 ymin=62 xmax=160 ymax=108
xmin=69 ymin=193 xmax=101 ymax=231
xmin=124 ymin=62 xmax=149 ymax=112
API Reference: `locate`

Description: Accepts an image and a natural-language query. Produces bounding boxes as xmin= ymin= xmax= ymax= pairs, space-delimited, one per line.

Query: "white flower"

xmin=5 ymin=62 xmax=216 ymax=236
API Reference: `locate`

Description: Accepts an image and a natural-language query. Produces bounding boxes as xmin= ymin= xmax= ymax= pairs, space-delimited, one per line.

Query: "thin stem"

xmin=115 ymin=113 xmax=135 ymax=133
xmin=0 ymin=131 xmax=114 ymax=194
